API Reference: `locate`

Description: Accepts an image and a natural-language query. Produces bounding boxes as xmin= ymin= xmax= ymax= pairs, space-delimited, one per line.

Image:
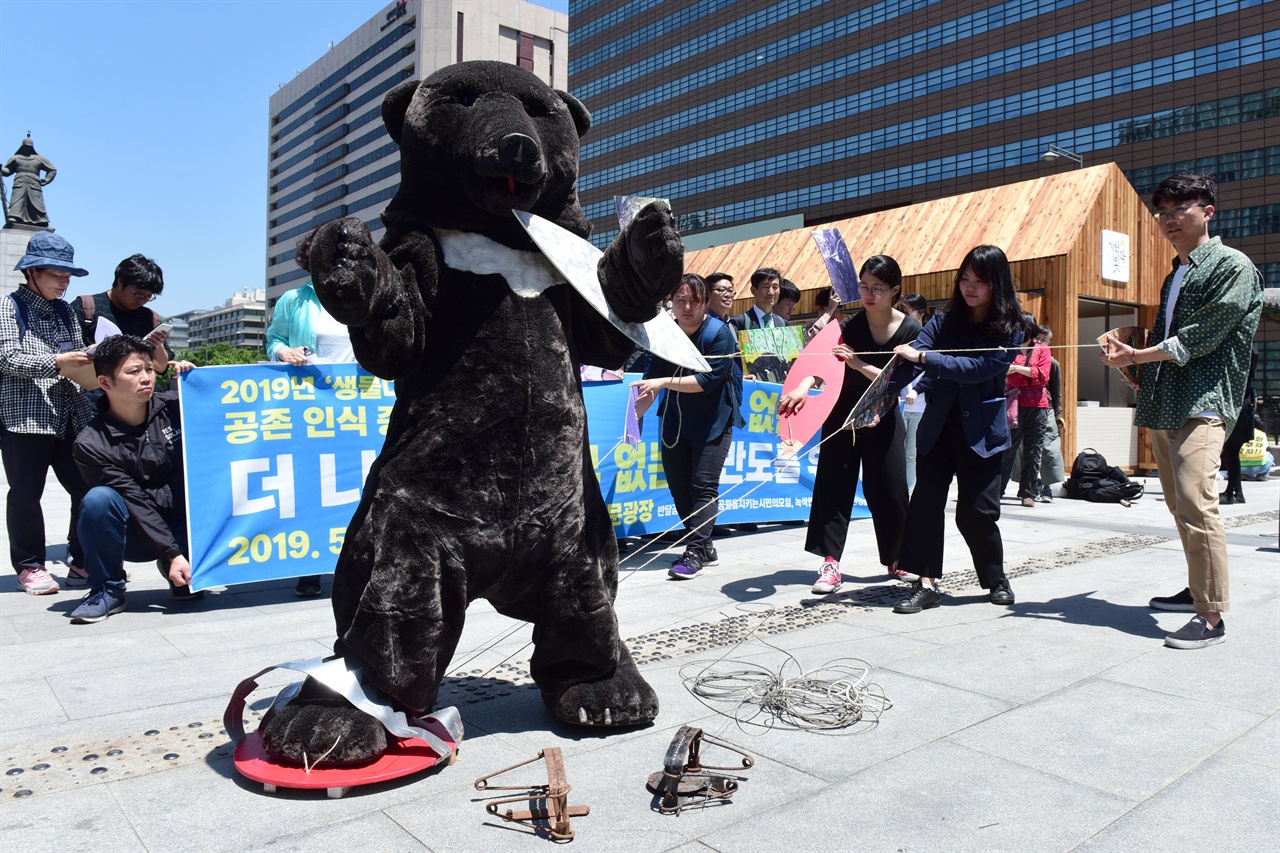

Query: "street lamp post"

xmin=1040 ymin=144 xmax=1084 ymax=168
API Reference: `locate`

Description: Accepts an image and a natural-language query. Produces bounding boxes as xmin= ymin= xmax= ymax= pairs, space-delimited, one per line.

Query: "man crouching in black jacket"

xmin=68 ymin=335 xmax=196 ymax=624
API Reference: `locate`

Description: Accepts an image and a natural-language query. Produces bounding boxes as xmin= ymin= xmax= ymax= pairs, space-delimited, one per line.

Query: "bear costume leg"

xmin=511 ymin=490 xmax=658 ymax=727
xmin=262 ymin=490 xmax=469 ymax=765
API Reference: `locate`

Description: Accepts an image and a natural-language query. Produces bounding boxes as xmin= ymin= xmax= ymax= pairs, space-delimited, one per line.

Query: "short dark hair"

xmin=1036 ymin=324 xmax=1053 ymax=342
xmin=778 ymin=278 xmax=801 ymax=303
xmin=705 ymin=272 xmax=734 ymax=287
xmin=673 ymin=272 xmax=708 ymax=304
xmin=860 ymin=254 xmax=903 ymax=294
xmin=814 ymin=287 xmax=833 ymax=310
xmin=750 ymin=267 xmax=781 ymax=289
xmin=895 ymin=292 xmax=927 ymax=315
xmin=113 ymin=255 xmax=164 ymax=294
xmin=1152 ymin=172 xmax=1217 ymax=209
xmin=93 ymin=334 xmax=154 ymax=378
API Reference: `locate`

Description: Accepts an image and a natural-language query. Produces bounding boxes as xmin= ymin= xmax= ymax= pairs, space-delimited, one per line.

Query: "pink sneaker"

xmin=64 ymin=563 xmax=90 ymax=589
xmin=18 ymin=567 xmax=59 ymax=595
xmin=888 ymin=563 xmax=920 ymax=583
xmin=811 ymin=559 xmax=843 ymax=594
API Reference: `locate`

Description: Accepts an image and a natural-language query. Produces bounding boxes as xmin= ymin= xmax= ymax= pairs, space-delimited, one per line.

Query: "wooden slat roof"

xmin=685 ymin=164 xmax=1118 ymax=299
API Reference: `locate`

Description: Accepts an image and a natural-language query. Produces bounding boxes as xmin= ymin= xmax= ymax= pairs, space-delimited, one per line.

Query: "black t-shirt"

xmin=824 ymin=311 xmax=922 ymax=431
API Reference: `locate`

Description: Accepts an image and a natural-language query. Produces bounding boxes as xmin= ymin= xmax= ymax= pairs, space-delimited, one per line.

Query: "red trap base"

xmin=233 ymin=731 xmax=457 ymax=799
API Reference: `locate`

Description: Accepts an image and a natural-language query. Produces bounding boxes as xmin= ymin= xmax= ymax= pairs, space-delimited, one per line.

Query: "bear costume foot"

xmin=543 ymin=646 xmax=658 ymax=727
xmin=260 ymin=678 xmax=388 ymax=767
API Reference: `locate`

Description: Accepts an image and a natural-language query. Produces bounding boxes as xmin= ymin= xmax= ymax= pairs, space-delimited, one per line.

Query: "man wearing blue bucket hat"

xmin=0 ymin=232 xmax=94 ymax=594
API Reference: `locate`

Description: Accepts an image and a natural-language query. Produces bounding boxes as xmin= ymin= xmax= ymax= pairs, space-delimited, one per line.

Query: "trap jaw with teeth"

xmin=646 ymin=725 xmax=755 ymax=814
xmin=474 ymin=747 xmax=589 ymax=841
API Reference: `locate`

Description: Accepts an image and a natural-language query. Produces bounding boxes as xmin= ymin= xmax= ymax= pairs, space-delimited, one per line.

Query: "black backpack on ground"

xmin=1065 ymin=447 xmax=1144 ymax=502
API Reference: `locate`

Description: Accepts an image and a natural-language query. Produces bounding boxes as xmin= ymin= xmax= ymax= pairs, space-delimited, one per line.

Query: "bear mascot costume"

xmin=259 ymin=61 xmax=682 ymax=766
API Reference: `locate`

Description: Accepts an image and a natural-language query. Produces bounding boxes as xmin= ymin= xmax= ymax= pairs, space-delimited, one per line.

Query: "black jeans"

xmin=662 ymin=427 xmax=733 ymax=556
xmin=1221 ymin=401 xmax=1254 ymax=492
xmin=899 ymin=407 xmax=1004 ymax=586
xmin=805 ymin=407 xmax=907 ymax=566
xmin=1001 ymin=405 xmax=1051 ymax=498
xmin=1 ymin=427 xmax=87 ymax=572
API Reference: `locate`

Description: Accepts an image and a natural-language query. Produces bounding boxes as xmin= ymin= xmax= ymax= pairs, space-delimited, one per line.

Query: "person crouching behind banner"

xmin=68 ymin=335 xmax=196 ymax=623
xmin=634 ymin=274 xmax=743 ymax=580
xmin=778 ymin=255 xmax=922 ymax=595
xmin=890 ymin=245 xmax=1024 ymax=614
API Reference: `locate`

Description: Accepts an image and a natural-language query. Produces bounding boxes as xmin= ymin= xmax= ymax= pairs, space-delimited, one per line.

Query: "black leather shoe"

xmin=894 ymin=584 xmax=941 ymax=614
xmin=989 ymin=578 xmax=1015 ymax=606
xmin=1219 ymin=489 xmax=1245 ymax=505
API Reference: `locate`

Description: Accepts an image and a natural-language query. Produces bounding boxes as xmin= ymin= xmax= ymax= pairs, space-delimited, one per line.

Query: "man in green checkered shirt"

xmin=1101 ymin=172 xmax=1262 ymax=651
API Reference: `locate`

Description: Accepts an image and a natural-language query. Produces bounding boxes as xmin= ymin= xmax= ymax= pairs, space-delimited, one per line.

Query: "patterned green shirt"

xmin=1136 ymin=236 xmax=1263 ymax=432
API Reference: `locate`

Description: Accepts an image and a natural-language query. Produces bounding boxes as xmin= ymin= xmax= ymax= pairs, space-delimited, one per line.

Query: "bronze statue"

xmin=2 ymin=135 xmax=57 ymax=228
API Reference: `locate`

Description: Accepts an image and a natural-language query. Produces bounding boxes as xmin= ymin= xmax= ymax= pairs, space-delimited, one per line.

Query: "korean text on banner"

xmin=585 ymin=375 xmax=867 ymax=537
xmin=179 ymin=363 xmax=394 ymax=591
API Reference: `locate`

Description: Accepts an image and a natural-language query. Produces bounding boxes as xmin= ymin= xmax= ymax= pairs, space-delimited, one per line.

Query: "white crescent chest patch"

xmin=433 ymin=228 xmax=562 ymax=298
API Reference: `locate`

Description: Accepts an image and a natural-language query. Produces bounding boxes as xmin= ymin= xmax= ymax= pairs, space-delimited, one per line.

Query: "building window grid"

xmin=582 ymin=37 xmax=1278 ymax=220
xmin=273 ymin=122 xmax=389 ymax=195
xmin=270 ymin=185 xmax=397 ymax=246
xmin=1125 ymin=145 xmax=1280 ymax=196
xmin=580 ymin=0 xmax=1254 ymax=162
xmin=272 ymin=22 xmax=413 ymax=127
xmin=588 ymin=0 xmax=1042 ymax=127
xmin=273 ymin=49 xmax=413 ymax=159
xmin=587 ymin=83 xmax=1280 ymax=248
xmin=271 ymin=162 xmax=401 ymax=227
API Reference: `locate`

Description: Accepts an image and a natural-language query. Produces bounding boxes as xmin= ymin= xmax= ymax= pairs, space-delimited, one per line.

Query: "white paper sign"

xmin=1101 ymin=230 xmax=1130 ymax=283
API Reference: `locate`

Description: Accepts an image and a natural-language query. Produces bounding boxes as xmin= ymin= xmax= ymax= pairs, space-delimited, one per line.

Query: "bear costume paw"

xmin=543 ymin=647 xmax=659 ymax=727
xmin=260 ymin=678 xmax=388 ymax=767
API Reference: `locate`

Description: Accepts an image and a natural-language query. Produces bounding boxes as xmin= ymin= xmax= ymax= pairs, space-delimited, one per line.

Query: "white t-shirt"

xmin=311 ymin=309 xmax=356 ymax=363
xmin=1162 ymin=263 xmax=1219 ymax=421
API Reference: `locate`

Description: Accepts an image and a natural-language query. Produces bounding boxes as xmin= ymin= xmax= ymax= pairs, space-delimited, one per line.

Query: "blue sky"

xmin=0 ymin=0 xmax=568 ymax=317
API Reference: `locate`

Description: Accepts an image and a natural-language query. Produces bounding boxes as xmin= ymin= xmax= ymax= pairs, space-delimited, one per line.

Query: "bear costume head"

xmin=380 ymin=60 xmax=593 ymax=246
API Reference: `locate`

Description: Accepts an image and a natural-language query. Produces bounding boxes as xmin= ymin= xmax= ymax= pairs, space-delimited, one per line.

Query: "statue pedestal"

xmin=0 ymin=224 xmax=52 ymax=297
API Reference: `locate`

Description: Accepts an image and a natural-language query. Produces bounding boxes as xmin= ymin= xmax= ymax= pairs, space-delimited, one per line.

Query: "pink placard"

xmin=777 ymin=320 xmax=847 ymax=456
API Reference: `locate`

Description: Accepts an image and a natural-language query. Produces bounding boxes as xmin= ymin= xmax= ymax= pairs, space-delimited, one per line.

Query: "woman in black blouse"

xmin=778 ymin=255 xmax=921 ymax=595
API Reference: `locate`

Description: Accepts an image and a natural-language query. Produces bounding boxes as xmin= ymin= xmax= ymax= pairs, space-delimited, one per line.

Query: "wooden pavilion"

xmin=684 ymin=162 xmax=1175 ymax=468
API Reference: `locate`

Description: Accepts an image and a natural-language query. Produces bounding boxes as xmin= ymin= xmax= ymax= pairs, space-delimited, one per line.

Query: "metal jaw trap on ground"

xmin=474 ymin=747 xmax=590 ymax=841
xmin=646 ymin=725 xmax=754 ymax=814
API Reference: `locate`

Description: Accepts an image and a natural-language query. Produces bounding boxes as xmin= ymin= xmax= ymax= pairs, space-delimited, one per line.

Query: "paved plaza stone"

xmin=1 ymin=468 xmax=1276 ymax=852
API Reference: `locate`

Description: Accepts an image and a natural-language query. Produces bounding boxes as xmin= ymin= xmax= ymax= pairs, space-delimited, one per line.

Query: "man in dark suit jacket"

xmin=729 ymin=267 xmax=785 ymax=331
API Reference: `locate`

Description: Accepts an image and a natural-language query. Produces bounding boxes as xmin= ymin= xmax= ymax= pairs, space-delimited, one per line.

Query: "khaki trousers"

xmin=1150 ymin=417 xmax=1230 ymax=612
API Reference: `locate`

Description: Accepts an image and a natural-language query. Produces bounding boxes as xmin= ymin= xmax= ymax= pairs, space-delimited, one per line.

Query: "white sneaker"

xmin=812 ymin=560 xmax=843 ymax=594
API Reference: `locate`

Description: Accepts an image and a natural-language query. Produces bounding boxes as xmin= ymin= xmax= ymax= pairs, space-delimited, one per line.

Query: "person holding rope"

xmin=634 ymin=274 xmax=743 ymax=580
xmin=778 ymin=255 xmax=921 ymax=595
xmin=890 ymin=245 xmax=1024 ymax=614
xmin=1100 ymin=172 xmax=1262 ymax=649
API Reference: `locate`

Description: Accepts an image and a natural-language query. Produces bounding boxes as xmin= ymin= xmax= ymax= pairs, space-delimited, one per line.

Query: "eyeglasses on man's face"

xmin=711 ymin=286 xmax=735 ymax=295
xmin=127 ymin=284 xmax=158 ymax=303
xmin=1154 ymin=202 xmax=1204 ymax=222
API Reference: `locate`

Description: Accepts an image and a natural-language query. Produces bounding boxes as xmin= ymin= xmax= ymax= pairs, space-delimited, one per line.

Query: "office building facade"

xmin=186 ymin=289 xmax=267 ymax=351
xmin=569 ymin=0 xmax=1278 ymax=289
xmin=266 ymin=0 xmax=568 ymax=306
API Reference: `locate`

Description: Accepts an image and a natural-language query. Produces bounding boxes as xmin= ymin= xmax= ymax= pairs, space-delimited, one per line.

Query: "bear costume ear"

xmin=556 ymin=89 xmax=591 ymax=138
xmin=382 ymin=78 xmax=421 ymax=145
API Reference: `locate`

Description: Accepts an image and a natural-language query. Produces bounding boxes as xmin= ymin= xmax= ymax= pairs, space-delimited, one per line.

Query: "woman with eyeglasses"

xmin=890 ymin=245 xmax=1024 ymax=614
xmin=778 ymin=255 xmax=921 ymax=596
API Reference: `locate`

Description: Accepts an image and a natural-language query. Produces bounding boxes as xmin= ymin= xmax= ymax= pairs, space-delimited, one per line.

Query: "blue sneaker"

xmin=69 ymin=589 xmax=126 ymax=624
xmin=668 ymin=549 xmax=704 ymax=580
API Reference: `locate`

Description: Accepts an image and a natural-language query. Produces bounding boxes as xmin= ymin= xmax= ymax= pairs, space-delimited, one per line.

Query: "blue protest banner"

xmin=584 ymin=375 xmax=867 ymax=537
xmin=180 ymin=363 xmax=395 ymax=591
xmin=180 ymin=367 xmax=865 ymax=589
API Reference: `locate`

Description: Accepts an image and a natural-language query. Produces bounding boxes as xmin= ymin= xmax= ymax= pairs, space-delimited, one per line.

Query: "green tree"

xmin=177 ymin=343 xmax=265 ymax=366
